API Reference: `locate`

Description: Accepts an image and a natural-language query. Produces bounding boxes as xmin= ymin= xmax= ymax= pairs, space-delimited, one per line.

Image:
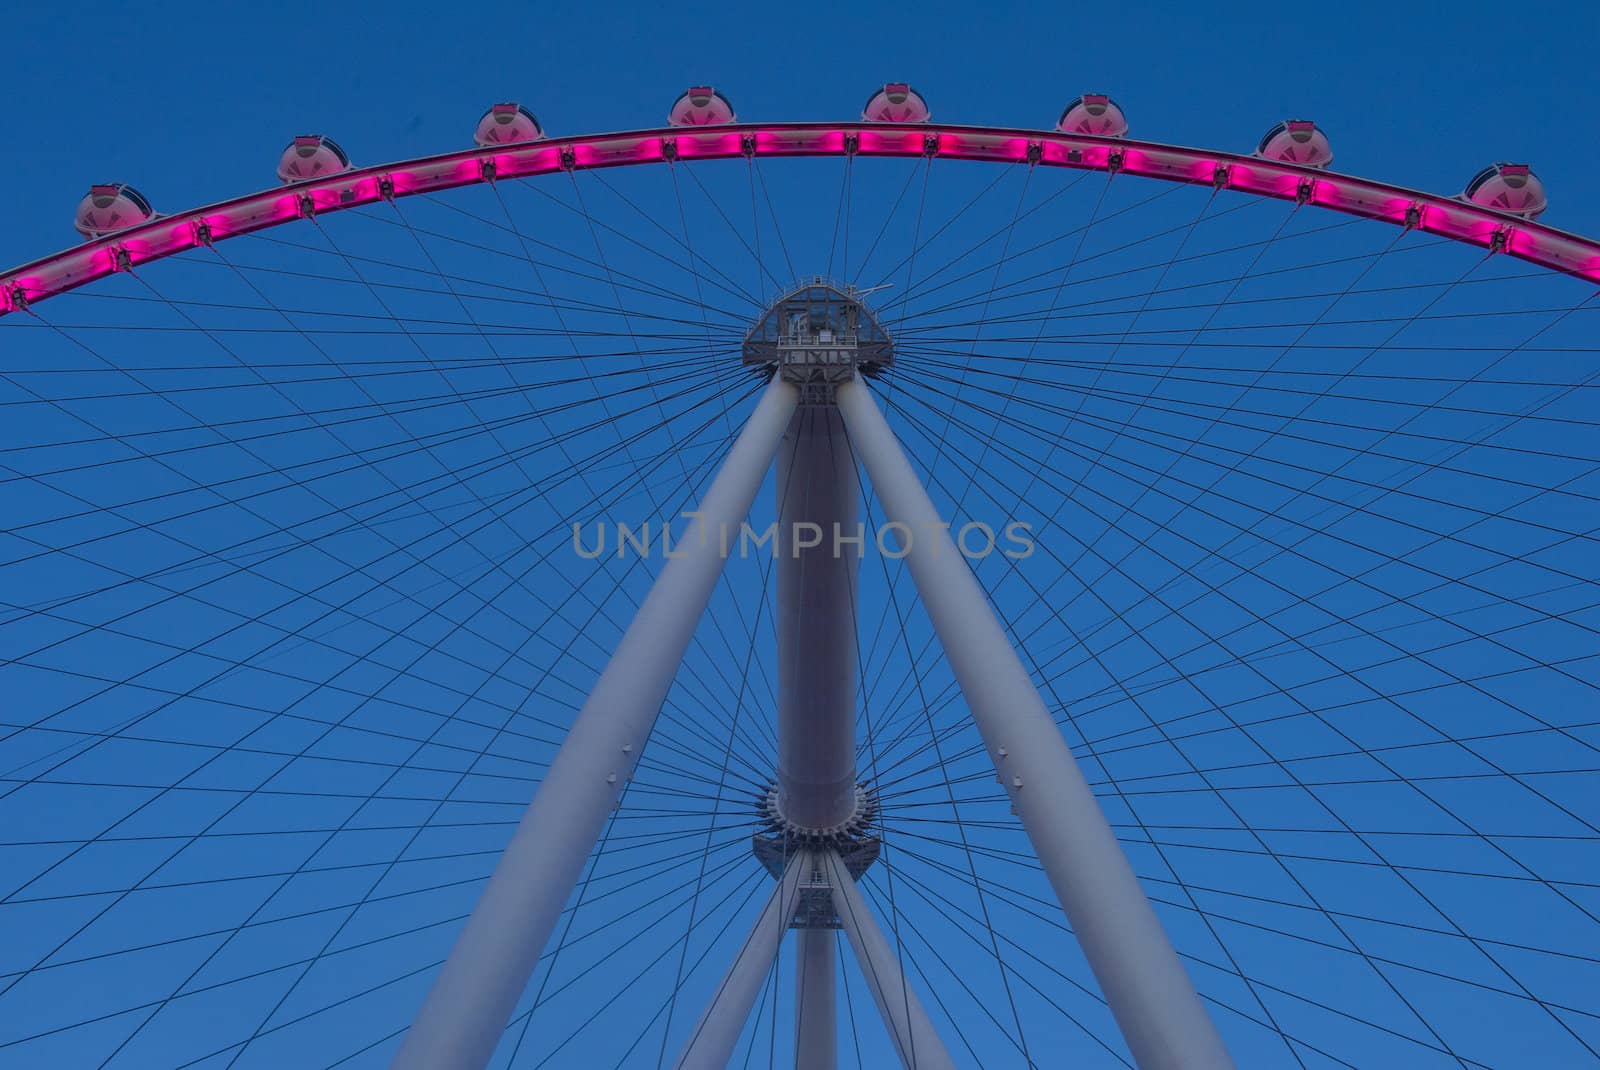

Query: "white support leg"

xmin=673 ymin=852 xmax=810 ymax=1070
xmin=392 ymin=375 xmax=800 ymax=1070
xmin=823 ymin=851 xmax=956 ymax=1070
xmin=794 ymin=928 xmax=838 ymax=1070
xmin=834 ymin=377 xmax=1233 ymax=1070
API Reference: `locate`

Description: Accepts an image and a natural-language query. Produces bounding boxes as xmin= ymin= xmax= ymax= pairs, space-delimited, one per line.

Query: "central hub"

xmin=752 ymin=779 xmax=882 ymax=928
xmin=741 ymin=277 xmax=895 ymax=405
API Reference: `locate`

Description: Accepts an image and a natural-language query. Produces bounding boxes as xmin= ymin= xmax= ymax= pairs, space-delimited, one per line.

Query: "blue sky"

xmin=2 ymin=1 xmax=1599 ymax=1068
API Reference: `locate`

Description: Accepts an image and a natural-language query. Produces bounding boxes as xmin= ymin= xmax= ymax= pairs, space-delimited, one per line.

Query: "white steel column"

xmin=673 ymin=852 xmax=810 ymax=1070
xmin=776 ymin=404 xmax=858 ymax=1069
xmin=794 ymin=928 xmax=838 ymax=1070
xmin=834 ymin=376 xmax=1233 ymax=1070
xmin=823 ymin=851 xmax=956 ymax=1070
xmin=393 ymin=375 xmax=800 ymax=1070
xmin=776 ymin=404 xmax=861 ymax=829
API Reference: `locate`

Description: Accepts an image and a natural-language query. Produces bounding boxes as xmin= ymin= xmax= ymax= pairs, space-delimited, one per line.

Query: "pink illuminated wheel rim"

xmin=1 ymin=104 xmax=1598 ymax=1070
xmin=9 ymin=122 xmax=1600 ymax=311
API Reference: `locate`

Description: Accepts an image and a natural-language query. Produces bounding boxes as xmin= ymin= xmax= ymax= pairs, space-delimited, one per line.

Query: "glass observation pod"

xmin=473 ymin=103 xmax=544 ymax=146
xmin=667 ymin=87 xmax=736 ymax=126
xmin=1255 ymin=119 xmax=1334 ymax=168
xmin=72 ymin=182 xmax=155 ymax=238
xmin=275 ymin=134 xmax=352 ymax=183
xmin=1057 ymin=93 xmax=1129 ymax=136
xmin=862 ymin=83 xmax=930 ymax=123
xmin=1463 ymin=162 xmax=1548 ymax=218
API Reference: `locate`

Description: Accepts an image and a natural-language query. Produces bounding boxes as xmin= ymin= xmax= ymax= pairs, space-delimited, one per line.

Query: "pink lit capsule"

xmin=73 ymin=183 xmax=155 ymax=239
xmin=1255 ymin=119 xmax=1334 ymax=168
xmin=1463 ymin=163 xmax=1547 ymax=219
xmin=474 ymin=103 xmax=544 ymax=146
xmin=1057 ymin=94 xmax=1129 ymax=137
xmin=668 ymin=87 xmax=736 ymax=127
xmin=276 ymin=135 xmax=352 ymax=184
xmin=862 ymin=83 xmax=930 ymax=123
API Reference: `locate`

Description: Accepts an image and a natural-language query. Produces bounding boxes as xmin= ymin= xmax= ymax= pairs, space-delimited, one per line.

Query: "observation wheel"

xmin=1 ymin=83 xmax=1598 ymax=1070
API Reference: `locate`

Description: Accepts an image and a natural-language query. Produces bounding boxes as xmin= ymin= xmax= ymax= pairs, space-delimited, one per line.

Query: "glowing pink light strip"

xmin=4 ymin=121 xmax=1598 ymax=315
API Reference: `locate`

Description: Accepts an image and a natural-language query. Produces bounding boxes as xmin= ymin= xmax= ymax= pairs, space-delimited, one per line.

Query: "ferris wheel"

xmin=0 ymin=81 xmax=1597 ymax=1070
